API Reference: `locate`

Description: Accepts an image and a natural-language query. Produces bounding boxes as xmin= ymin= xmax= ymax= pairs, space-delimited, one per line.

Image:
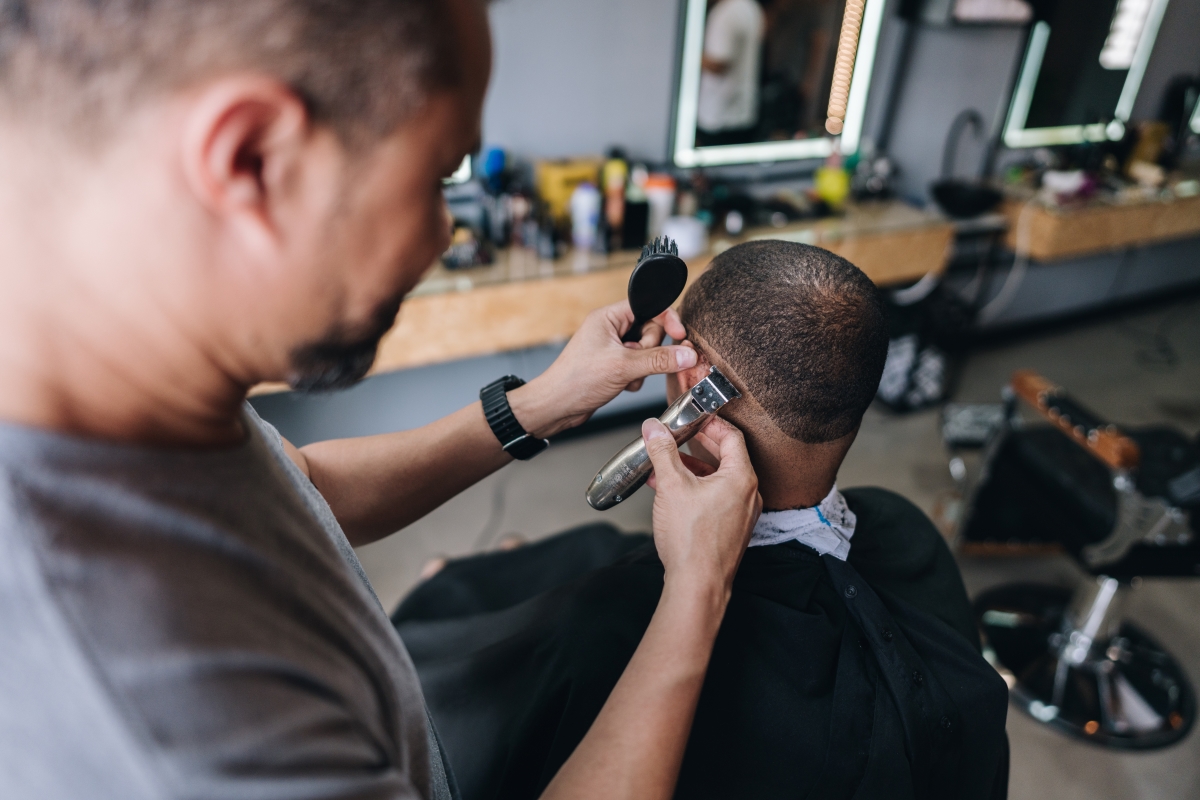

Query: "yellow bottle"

xmin=815 ymin=160 xmax=850 ymax=212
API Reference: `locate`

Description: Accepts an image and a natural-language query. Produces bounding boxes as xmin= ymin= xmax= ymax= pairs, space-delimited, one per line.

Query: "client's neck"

xmin=746 ymin=428 xmax=856 ymax=512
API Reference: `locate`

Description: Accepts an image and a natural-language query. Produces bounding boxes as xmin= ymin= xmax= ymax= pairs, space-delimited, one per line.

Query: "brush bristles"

xmin=639 ymin=236 xmax=680 ymax=264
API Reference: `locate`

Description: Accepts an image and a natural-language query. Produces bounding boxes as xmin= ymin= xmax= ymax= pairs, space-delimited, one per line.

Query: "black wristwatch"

xmin=480 ymin=376 xmax=549 ymax=461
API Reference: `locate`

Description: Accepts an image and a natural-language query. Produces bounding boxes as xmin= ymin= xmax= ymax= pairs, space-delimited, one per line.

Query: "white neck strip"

xmin=749 ymin=484 xmax=856 ymax=560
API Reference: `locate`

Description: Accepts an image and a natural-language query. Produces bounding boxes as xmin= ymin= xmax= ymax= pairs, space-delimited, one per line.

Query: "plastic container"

xmin=570 ymin=182 xmax=601 ymax=250
xmin=662 ymin=216 xmax=708 ymax=260
xmin=644 ymin=174 xmax=677 ymax=241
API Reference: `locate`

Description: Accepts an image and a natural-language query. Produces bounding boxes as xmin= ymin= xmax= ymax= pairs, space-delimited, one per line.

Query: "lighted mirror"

xmin=1003 ymin=0 xmax=1170 ymax=148
xmin=670 ymin=0 xmax=885 ymax=168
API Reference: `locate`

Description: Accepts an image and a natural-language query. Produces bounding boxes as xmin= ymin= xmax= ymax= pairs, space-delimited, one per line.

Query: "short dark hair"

xmin=681 ymin=240 xmax=889 ymax=444
xmin=0 ymin=0 xmax=463 ymax=142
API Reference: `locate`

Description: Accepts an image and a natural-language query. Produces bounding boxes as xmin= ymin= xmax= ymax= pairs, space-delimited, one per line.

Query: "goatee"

xmin=287 ymin=293 xmax=405 ymax=393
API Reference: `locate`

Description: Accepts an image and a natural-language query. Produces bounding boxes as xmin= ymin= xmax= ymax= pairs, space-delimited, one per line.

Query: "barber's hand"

xmin=643 ymin=417 xmax=761 ymax=595
xmin=508 ymin=300 xmax=698 ymax=439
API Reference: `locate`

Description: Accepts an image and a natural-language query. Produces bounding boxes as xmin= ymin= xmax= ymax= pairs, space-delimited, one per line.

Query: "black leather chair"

xmin=954 ymin=371 xmax=1199 ymax=749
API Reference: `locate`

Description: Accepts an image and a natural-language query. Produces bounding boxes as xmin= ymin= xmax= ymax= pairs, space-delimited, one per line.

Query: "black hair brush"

xmin=621 ymin=236 xmax=689 ymax=343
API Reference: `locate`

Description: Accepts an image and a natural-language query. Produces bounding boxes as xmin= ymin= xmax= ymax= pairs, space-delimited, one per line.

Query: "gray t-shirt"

xmin=0 ymin=405 xmax=451 ymax=800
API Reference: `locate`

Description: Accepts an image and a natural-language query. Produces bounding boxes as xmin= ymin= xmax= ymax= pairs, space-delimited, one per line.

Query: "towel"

xmin=749 ymin=484 xmax=856 ymax=560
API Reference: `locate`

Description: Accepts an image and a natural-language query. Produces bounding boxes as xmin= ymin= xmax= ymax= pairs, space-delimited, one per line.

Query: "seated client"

xmin=394 ymin=241 xmax=1009 ymax=800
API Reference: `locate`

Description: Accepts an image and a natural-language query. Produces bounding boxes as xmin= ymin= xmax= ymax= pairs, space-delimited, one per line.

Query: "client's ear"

xmin=665 ymin=342 xmax=711 ymax=403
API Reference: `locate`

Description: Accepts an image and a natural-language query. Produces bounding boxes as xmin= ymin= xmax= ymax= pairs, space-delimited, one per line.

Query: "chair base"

xmin=975 ymin=582 xmax=1195 ymax=749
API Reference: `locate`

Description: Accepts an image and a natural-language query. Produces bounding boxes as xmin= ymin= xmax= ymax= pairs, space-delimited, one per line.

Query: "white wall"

xmin=482 ymin=0 xmax=681 ymax=161
xmin=883 ymin=21 xmax=1026 ymax=198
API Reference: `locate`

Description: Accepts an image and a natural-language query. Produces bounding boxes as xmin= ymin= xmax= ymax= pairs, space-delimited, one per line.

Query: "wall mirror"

xmin=670 ymin=0 xmax=886 ymax=168
xmin=1003 ymin=0 xmax=1170 ymax=148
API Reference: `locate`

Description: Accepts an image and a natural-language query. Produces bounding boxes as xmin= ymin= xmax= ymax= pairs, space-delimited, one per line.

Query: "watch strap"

xmin=480 ymin=376 xmax=549 ymax=460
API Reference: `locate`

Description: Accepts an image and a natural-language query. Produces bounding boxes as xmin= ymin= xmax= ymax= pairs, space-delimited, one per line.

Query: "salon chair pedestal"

xmin=957 ymin=372 xmax=1199 ymax=749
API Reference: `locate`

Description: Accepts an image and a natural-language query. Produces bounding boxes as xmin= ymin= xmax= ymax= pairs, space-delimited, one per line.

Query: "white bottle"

xmin=570 ymin=182 xmax=601 ymax=251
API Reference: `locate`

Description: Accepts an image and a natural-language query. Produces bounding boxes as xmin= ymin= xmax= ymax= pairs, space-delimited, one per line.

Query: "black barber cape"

xmin=394 ymin=488 xmax=1009 ymax=800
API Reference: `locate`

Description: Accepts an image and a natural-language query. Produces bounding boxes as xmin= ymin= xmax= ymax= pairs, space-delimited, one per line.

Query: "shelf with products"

xmin=252 ymin=200 xmax=954 ymax=395
xmin=1001 ymin=183 xmax=1200 ymax=263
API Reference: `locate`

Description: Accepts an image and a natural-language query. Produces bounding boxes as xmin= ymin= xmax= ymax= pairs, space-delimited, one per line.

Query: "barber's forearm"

xmin=541 ymin=417 xmax=758 ymax=799
xmin=294 ymin=300 xmax=697 ymax=546
xmin=297 ymin=382 xmax=565 ymax=546
xmin=540 ymin=576 xmax=729 ymax=800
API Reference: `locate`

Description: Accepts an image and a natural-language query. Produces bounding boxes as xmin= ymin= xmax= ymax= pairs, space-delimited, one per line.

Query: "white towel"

xmin=749 ymin=484 xmax=856 ymax=560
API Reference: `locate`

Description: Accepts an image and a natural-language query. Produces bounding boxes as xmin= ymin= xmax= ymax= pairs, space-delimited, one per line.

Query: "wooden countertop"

xmin=1001 ymin=188 xmax=1200 ymax=262
xmin=253 ymin=200 xmax=953 ymax=394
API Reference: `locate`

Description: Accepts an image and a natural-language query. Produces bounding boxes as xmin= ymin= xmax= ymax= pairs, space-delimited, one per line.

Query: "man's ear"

xmin=179 ymin=76 xmax=325 ymax=256
xmin=665 ymin=342 xmax=711 ymax=403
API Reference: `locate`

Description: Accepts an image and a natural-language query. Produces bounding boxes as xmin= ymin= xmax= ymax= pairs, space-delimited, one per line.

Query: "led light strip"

xmin=1003 ymin=21 xmax=1051 ymax=149
xmin=838 ymin=0 xmax=884 ymax=155
xmin=672 ymin=0 xmax=709 ymax=166
xmin=1113 ymin=0 xmax=1169 ymax=121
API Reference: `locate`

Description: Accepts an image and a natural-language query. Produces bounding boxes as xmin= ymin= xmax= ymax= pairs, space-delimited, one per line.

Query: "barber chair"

xmin=951 ymin=371 xmax=1199 ymax=749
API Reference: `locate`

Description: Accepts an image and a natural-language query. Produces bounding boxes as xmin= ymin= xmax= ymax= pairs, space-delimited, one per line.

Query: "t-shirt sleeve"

xmin=704 ymin=2 xmax=742 ymax=62
xmin=10 ymin=414 xmax=435 ymax=799
xmin=707 ymin=1 xmax=766 ymax=62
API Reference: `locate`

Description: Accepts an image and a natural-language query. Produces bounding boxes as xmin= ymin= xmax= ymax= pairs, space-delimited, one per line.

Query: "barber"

xmin=0 ymin=1 xmax=760 ymax=799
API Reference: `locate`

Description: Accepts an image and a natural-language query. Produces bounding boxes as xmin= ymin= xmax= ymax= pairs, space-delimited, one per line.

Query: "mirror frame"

xmin=1002 ymin=0 xmax=1170 ymax=149
xmin=669 ymin=0 xmax=886 ymax=168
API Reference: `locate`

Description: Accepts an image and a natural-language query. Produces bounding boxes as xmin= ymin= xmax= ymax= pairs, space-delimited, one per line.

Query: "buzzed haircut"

xmin=681 ymin=240 xmax=889 ymax=444
xmin=0 ymin=0 xmax=464 ymax=142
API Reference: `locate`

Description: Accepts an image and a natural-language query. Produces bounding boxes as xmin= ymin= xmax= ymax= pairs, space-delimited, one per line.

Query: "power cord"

xmin=977 ymin=198 xmax=1035 ymax=325
xmin=473 ymin=470 xmax=514 ymax=551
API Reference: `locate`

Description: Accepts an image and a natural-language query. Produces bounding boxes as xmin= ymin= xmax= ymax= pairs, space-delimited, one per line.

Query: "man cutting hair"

xmin=0 ymin=2 xmax=761 ymax=799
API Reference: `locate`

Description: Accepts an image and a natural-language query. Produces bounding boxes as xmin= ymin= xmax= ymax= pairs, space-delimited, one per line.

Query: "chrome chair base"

xmin=975 ymin=582 xmax=1194 ymax=749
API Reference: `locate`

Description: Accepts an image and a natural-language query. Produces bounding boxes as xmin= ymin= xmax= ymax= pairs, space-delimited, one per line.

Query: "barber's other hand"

xmin=643 ymin=417 xmax=761 ymax=596
xmin=508 ymin=300 xmax=697 ymax=438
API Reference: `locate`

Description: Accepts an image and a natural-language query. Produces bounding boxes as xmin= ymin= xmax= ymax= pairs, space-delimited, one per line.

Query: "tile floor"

xmin=355 ymin=292 xmax=1200 ymax=800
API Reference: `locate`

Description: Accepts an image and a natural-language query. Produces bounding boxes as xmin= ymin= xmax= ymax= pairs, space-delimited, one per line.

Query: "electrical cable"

xmin=473 ymin=470 xmax=513 ymax=551
xmin=958 ymin=237 xmax=993 ymax=307
xmin=977 ymin=198 xmax=1035 ymax=324
xmin=891 ymin=270 xmax=941 ymax=306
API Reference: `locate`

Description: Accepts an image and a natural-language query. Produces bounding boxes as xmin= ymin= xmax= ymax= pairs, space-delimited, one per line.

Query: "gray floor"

xmin=352 ymin=292 xmax=1200 ymax=800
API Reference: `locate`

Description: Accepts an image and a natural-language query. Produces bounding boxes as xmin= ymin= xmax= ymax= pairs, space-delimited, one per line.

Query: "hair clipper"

xmin=586 ymin=366 xmax=741 ymax=510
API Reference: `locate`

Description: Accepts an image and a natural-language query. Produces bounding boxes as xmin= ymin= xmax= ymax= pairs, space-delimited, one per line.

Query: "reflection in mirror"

xmin=672 ymin=0 xmax=884 ymax=167
xmin=1003 ymin=0 xmax=1170 ymax=148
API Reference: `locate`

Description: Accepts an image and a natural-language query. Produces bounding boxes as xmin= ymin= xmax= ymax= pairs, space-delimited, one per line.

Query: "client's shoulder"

xmin=842 ymin=486 xmax=936 ymax=529
xmin=841 ymin=486 xmax=948 ymax=579
xmin=840 ymin=486 xmax=978 ymax=650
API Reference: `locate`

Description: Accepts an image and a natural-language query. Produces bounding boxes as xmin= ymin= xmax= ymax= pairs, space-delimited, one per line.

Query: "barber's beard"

xmin=286 ymin=293 xmax=405 ymax=393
